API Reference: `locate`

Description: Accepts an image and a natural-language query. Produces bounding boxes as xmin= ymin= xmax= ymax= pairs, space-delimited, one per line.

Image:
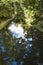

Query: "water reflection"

xmin=0 ymin=38 xmax=32 ymax=65
xmin=8 ymin=22 xmax=25 ymax=39
xmin=0 ymin=21 xmax=42 ymax=65
xmin=3 ymin=61 xmax=23 ymax=65
xmin=11 ymin=61 xmax=17 ymax=65
xmin=0 ymin=44 xmax=5 ymax=52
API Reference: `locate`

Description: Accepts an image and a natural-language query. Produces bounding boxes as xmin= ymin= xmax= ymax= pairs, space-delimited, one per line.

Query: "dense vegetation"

xmin=0 ymin=0 xmax=43 ymax=32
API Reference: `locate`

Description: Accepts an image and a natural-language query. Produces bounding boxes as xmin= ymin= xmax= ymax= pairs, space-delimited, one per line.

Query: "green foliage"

xmin=0 ymin=0 xmax=14 ymax=18
xmin=23 ymin=0 xmax=40 ymax=9
xmin=0 ymin=0 xmax=43 ymax=32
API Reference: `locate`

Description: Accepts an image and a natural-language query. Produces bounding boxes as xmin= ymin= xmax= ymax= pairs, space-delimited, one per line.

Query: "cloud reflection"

xmin=8 ymin=22 xmax=25 ymax=38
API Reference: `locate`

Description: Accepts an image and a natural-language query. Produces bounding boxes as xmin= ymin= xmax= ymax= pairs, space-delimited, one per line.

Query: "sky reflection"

xmin=0 ymin=45 xmax=5 ymax=52
xmin=8 ymin=22 xmax=25 ymax=39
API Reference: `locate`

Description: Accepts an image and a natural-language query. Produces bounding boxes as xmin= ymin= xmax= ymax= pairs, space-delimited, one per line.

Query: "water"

xmin=0 ymin=44 xmax=5 ymax=52
xmin=11 ymin=61 xmax=23 ymax=65
xmin=0 ymin=21 xmax=43 ymax=65
xmin=0 ymin=41 xmax=32 ymax=65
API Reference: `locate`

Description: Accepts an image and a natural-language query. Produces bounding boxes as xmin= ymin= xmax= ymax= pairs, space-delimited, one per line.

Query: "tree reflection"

xmin=0 ymin=22 xmax=43 ymax=65
xmin=0 ymin=25 xmax=33 ymax=65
